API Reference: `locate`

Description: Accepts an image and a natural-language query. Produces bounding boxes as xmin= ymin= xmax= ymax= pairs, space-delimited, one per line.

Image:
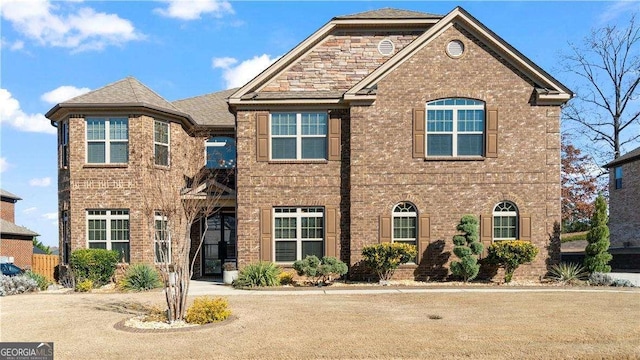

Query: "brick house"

xmin=0 ymin=189 xmax=39 ymax=269
xmin=46 ymin=7 xmax=571 ymax=280
xmin=605 ymin=146 xmax=640 ymax=249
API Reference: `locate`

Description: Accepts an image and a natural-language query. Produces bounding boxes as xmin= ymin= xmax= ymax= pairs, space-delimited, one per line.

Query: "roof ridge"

xmin=126 ymin=76 xmax=141 ymax=103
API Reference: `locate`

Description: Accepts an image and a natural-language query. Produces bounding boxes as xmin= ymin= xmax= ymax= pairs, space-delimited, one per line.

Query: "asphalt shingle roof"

xmin=173 ymin=88 xmax=238 ymax=127
xmin=604 ymin=146 xmax=640 ymax=168
xmin=1 ymin=219 xmax=39 ymax=237
xmin=334 ymin=8 xmax=442 ymax=20
xmin=0 ymin=189 xmax=21 ymax=201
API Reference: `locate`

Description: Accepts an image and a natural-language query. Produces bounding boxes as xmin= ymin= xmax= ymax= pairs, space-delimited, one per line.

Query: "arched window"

xmin=425 ymin=98 xmax=484 ymax=157
xmin=493 ymin=201 xmax=518 ymax=240
xmin=206 ymin=137 xmax=236 ymax=169
xmin=392 ymin=202 xmax=417 ymax=246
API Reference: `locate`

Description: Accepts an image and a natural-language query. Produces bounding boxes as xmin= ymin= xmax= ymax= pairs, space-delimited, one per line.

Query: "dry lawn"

xmin=1 ymin=289 xmax=639 ymax=359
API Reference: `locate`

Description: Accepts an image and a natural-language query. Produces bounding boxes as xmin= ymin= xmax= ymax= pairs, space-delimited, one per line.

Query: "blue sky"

xmin=1 ymin=0 xmax=638 ymax=247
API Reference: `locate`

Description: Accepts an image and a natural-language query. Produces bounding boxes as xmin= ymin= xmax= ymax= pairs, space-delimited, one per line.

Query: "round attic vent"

xmin=378 ymin=39 xmax=395 ymax=56
xmin=446 ymin=40 xmax=465 ymax=58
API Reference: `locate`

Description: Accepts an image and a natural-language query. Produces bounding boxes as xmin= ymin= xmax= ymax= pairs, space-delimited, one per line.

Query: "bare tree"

xmin=137 ymin=128 xmax=230 ymax=323
xmin=562 ymin=14 xmax=640 ymax=162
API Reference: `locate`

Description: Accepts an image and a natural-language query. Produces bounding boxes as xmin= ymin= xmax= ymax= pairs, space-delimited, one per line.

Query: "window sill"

xmin=83 ymin=164 xmax=128 ymax=169
xmin=423 ymin=156 xmax=485 ymax=161
xmin=268 ymin=160 xmax=329 ymax=164
xmin=154 ymin=165 xmax=171 ymax=171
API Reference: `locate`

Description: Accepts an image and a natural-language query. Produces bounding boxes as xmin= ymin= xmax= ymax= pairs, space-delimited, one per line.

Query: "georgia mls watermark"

xmin=0 ymin=342 xmax=53 ymax=360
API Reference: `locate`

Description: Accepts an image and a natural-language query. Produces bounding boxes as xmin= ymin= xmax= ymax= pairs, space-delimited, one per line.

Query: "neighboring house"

xmin=604 ymin=146 xmax=640 ymax=249
xmin=45 ymin=7 xmax=571 ymax=280
xmin=0 ymin=189 xmax=40 ymax=269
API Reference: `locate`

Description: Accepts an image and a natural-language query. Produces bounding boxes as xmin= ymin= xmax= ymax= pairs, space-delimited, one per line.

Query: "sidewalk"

xmin=187 ymin=273 xmax=640 ymax=296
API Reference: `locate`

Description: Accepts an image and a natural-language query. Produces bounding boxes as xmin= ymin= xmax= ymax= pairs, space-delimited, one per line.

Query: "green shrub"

xmin=588 ymin=272 xmax=613 ymax=286
xmin=70 ymin=249 xmax=120 ymax=286
xmin=25 ymin=271 xmax=51 ymax=290
xmin=547 ymin=263 xmax=589 ymax=285
xmin=560 ymin=232 xmax=588 ymax=243
xmin=233 ymin=262 xmax=281 ymax=288
xmin=120 ymin=264 xmax=162 ymax=291
xmin=450 ymin=215 xmax=483 ymax=282
xmin=278 ymin=271 xmax=295 ymax=285
xmin=75 ymin=279 xmax=94 ymax=292
xmin=487 ymin=240 xmax=538 ymax=283
xmin=584 ymin=195 xmax=612 ymax=273
xmin=362 ymin=243 xmax=417 ymax=281
xmin=292 ymin=255 xmax=348 ymax=285
xmin=185 ymin=297 xmax=231 ymax=324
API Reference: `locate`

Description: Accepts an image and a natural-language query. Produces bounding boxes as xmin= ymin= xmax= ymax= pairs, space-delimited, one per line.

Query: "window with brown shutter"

xmin=417 ymin=214 xmax=430 ymax=263
xmin=328 ymin=117 xmax=341 ymax=161
xmin=486 ymin=108 xmax=498 ymax=158
xmin=480 ymin=214 xmax=493 ymax=258
xmin=519 ymin=214 xmax=532 ymax=241
xmin=256 ymin=113 xmax=269 ymax=162
xmin=325 ymin=207 xmax=338 ymax=257
xmin=413 ymin=108 xmax=425 ymax=158
xmin=259 ymin=207 xmax=272 ymax=261
xmin=379 ymin=215 xmax=391 ymax=243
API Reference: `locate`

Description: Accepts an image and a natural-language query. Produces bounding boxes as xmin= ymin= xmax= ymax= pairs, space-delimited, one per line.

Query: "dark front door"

xmin=203 ymin=212 xmax=236 ymax=276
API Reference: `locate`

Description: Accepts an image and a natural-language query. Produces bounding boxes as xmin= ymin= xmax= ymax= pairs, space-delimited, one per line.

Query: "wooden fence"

xmin=32 ymin=254 xmax=59 ymax=282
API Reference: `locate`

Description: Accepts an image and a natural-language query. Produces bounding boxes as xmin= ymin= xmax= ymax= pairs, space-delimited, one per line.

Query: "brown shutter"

xmin=417 ymin=214 xmax=430 ymax=263
xmin=325 ymin=207 xmax=338 ymax=257
xmin=519 ymin=214 xmax=532 ymax=241
xmin=260 ymin=207 xmax=272 ymax=261
xmin=480 ymin=214 xmax=493 ymax=257
xmin=413 ymin=108 xmax=425 ymax=158
xmin=328 ymin=116 xmax=341 ymax=161
xmin=256 ymin=113 xmax=269 ymax=162
xmin=379 ymin=215 xmax=391 ymax=243
xmin=486 ymin=108 xmax=498 ymax=158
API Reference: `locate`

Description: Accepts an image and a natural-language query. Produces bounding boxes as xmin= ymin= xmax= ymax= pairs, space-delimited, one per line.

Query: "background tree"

xmin=584 ymin=194 xmax=612 ymax=273
xmin=32 ymin=238 xmax=51 ymax=254
xmin=561 ymin=136 xmax=603 ymax=232
xmin=450 ymin=215 xmax=482 ymax=282
xmin=561 ymin=14 xmax=640 ymax=162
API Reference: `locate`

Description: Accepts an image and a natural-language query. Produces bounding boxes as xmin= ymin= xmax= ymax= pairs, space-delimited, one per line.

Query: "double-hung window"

xmin=426 ymin=98 xmax=484 ymax=157
xmin=60 ymin=121 xmax=69 ymax=167
xmin=392 ymin=202 xmax=417 ymax=247
xmin=154 ymin=120 xmax=169 ymax=166
xmin=271 ymin=112 xmax=327 ymax=160
xmin=154 ymin=212 xmax=170 ymax=263
xmin=86 ymin=117 xmax=128 ymax=164
xmin=493 ymin=201 xmax=518 ymax=241
xmin=274 ymin=207 xmax=324 ymax=262
xmin=87 ymin=209 xmax=130 ymax=262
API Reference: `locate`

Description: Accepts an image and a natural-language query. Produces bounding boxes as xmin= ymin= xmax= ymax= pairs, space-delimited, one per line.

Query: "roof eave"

xmin=46 ymin=103 xmax=196 ymax=127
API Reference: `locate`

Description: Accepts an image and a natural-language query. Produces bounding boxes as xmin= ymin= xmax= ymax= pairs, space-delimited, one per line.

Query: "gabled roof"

xmin=604 ymin=146 xmax=640 ymax=168
xmin=46 ymin=77 xmax=193 ymax=124
xmin=0 ymin=189 xmax=21 ymax=201
xmin=334 ymin=8 xmax=442 ymax=20
xmin=0 ymin=219 xmax=39 ymax=237
xmin=344 ymin=7 xmax=572 ymax=105
xmin=173 ymin=88 xmax=238 ymax=128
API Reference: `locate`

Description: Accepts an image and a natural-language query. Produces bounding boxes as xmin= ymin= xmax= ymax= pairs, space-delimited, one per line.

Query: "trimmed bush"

xmin=487 ymin=240 xmax=538 ymax=283
xmin=362 ymin=243 xmax=417 ymax=281
xmin=278 ymin=271 xmax=295 ymax=285
xmin=584 ymin=195 xmax=612 ymax=273
xmin=588 ymin=272 xmax=614 ymax=286
xmin=75 ymin=279 xmax=93 ymax=292
xmin=70 ymin=249 xmax=120 ymax=286
xmin=185 ymin=297 xmax=231 ymax=324
xmin=547 ymin=263 xmax=589 ymax=285
xmin=120 ymin=264 xmax=162 ymax=291
xmin=292 ymin=255 xmax=348 ymax=285
xmin=233 ymin=262 xmax=281 ymax=288
xmin=450 ymin=215 xmax=483 ymax=282
xmin=25 ymin=271 xmax=51 ymax=290
xmin=0 ymin=274 xmax=38 ymax=296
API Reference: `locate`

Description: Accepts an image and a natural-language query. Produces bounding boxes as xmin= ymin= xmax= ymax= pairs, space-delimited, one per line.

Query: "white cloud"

xmin=154 ymin=0 xmax=234 ymax=20
xmin=0 ymin=0 xmax=144 ymax=52
xmin=29 ymin=177 xmax=52 ymax=187
xmin=41 ymin=85 xmax=90 ymax=104
xmin=23 ymin=207 xmax=38 ymax=214
xmin=212 ymin=54 xmax=280 ymax=89
xmin=0 ymin=88 xmax=56 ymax=135
xmin=42 ymin=212 xmax=58 ymax=220
xmin=0 ymin=157 xmax=9 ymax=173
xmin=599 ymin=1 xmax=640 ymax=24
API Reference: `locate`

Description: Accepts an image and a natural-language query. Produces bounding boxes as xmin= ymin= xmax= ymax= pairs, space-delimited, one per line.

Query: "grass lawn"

xmin=1 ymin=289 xmax=638 ymax=359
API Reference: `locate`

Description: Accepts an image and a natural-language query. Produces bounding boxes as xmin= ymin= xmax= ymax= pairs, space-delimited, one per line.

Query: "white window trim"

xmin=154 ymin=212 xmax=171 ymax=264
xmin=86 ymin=209 xmax=130 ymax=262
xmin=85 ymin=117 xmax=129 ymax=164
xmin=273 ymin=207 xmax=324 ymax=263
xmin=154 ymin=120 xmax=170 ymax=166
xmin=392 ymin=203 xmax=417 ymax=244
xmin=425 ymin=100 xmax=484 ymax=157
xmin=269 ymin=112 xmax=328 ymax=160
xmin=492 ymin=202 xmax=518 ymax=241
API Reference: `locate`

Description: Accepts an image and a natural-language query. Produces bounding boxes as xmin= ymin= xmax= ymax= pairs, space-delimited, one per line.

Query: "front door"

xmin=203 ymin=212 xmax=236 ymax=276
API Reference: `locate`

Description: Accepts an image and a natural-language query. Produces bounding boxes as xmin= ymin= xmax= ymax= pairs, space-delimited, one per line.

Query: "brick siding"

xmin=608 ymin=159 xmax=640 ymax=248
xmin=0 ymin=238 xmax=33 ymax=269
